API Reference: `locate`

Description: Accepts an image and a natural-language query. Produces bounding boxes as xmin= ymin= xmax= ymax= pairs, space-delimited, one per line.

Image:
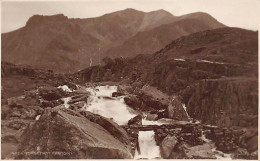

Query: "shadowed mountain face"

xmin=2 ymin=9 xmax=225 ymax=73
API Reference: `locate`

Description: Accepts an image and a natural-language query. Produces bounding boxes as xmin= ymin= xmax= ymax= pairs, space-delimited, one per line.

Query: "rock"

xmin=181 ymin=124 xmax=194 ymax=133
xmin=71 ymin=89 xmax=91 ymax=95
xmin=160 ymin=135 xmax=178 ymax=158
xmin=7 ymin=93 xmax=41 ymax=110
xmin=79 ymin=110 xmax=131 ymax=148
xmin=180 ymin=78 xmax=258 ymax=127
xmin=249 ymin=150 xmax=258 ymax=160
xmin=39 ymin=86 xmax=66 ymax=101
xmin=69 ymin=101 xmax=86 ymax=111
xmin=7 ymin=110 xmax=22 ymax=118
xmin=238 ymin=128 xmax=258 ymax=152
xmin=8 ymin=120 xmax=27 ymax=130
xmin=123 ymin=91 xmax=168 ymax=112
xmin=1 ymin=119 xmax=34 ymax=159
xmin=180 ymin=132 xmax=204 ymax=146
xmin=1 ymin=105 xmax=10 ymax=119
xmin=146 ymin=113 xmax=158 ymax=121
xmin=117 ymin=85 xmax=140 ymax=95
xmin=170 ymin=142 xmax=189 ymax=159
xmin=245 ymin=135 xmax=258 ymax=152
xmin=16 ymin=108 xmax=132 ymax=159
xmin=128 ymin=115 xmax=142 ymax=125
xmin=154 ymin=129 xmax=168 ymax=145
xmin=124 ymin=95 xmax=142 ymax=111
xmin=232 ymin=147 xmax=250 ymax=159
xmin=7 ymin=96 xmax=26 ymax=108
xmin=68 ymin=95 xmax=88 ymax=104
xmin=2 ymin=135 xmax=19 ymax=144
xmin=140 ymin=94 xmax=168 ymax=110
xmin=41 ymin=99 xmax=63 ymax=108
xmin=185 ymin=143 xmax=216 ymax=159
xmin=157 ymin=109 xmax=169 ymax=119
xmin=168 ymin=96 xmax=189 ymax=121
xmin=6 ymin=106 xmax=43 ymax=120
xmin=112 ymin=92 xmax=124 ymax=97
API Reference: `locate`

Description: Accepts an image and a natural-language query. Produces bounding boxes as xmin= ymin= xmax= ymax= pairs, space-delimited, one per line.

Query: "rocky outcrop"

xmin=39 ymin=86 xmax=67 ymax=101
xmin=1 ymin=119 xmax=35 ymax=159
xmin=79 ymin=110 xmax=131 ymax=147
xmin=128 ymin=115 xmax=142 ymax=125
xmin=168 ymin=96 xmax=189 ymax=121
xmin=185 ymin=143 xmax=216 ymax=159
xmin=180 ymin=78 xmax=258 ymax=127
xmin=68 ymin=95 xmax=88 ymax=104
xmin=160 ymin=135 xmax=178 ymax=158
xmin=16 ymin=108 xmax=132 ymax=159
xmin=124 ymin=93 xmax=168 ymax=112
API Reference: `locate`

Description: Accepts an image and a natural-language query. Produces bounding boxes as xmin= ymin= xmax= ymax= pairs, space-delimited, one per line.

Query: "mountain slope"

xmin=105 ymin=13 xmax=225 ymax=59
xmin=76 ymin=27 xmax=258 ymax=127
xmin=2 ymin=9 xmax=225 ymax=73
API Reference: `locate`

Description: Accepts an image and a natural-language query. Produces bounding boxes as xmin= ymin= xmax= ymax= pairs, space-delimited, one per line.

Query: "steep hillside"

xmin=2 ymin=9 xmax=225 ymax=73
xmin=106 ymin=13 xmax=225 ymax=59
xmin=76 ymin=27 xmax=258 ymax=127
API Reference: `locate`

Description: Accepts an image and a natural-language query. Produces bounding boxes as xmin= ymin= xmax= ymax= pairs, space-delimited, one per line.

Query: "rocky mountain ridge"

xmin=2 ymin=9 xmax=225 ymax=73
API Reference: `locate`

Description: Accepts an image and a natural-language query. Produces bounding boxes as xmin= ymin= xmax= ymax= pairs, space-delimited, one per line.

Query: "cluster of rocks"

xmin=1 ymin=69 xmax=258 ymax=160
xmin=1 ymin=61 xmax=78 ymax=89
xmin=123 ymin=127 xmax=140 ymax=156
xmin=15 ymin=108 xmax=132 ymax=159
xmin=123 ymin=93 xmax=168 ymax=112
xmin=122 ymin=121 xmax=258 ymax=159
xmin=154 ymin=124 xmax=206 ymax=159
xmin=205 ymin=127 xmax=258 ymax=159
xmin=2 ymin=83 xmax=135 ymax=159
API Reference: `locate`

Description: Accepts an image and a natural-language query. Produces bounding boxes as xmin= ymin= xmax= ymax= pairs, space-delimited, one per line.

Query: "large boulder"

xmin=238 ymin=128 xmax=258 ymax=153
xmin=124 ymin=94 xmax=168 ymax=112
xmin=160 ymin=135 xmax=178 ymax=158
xmin=185 ymin=143 xmax=216 ymax=159
xmin=68 ymin=95 xmax=88 ymax=104
xmin=5 ymin=106 xmax=43 ymax=120
xmin=16 ymin=108 xmax=132 ymax=159
xmin=128 ymin=115 xmax=142 ymax=126
xmin=39 ymin=86 xmax=67 ymax=101
xmin=168 ymin=96 xmax=189 ymax=121
xmin=124 ymin=95 xmax=142 ymax=111
xmin=41 ymin=99 xmax=64 ymax=108
xmin=1 ymin=119 xmax=35 ymax=159
xmin=7 ymin=94 xmax=40 ymax=108
xmin=79 ymin=110 xmax=131 ymax=147
xmin=154 ymin=129 xmax=168 ymax=146
xmin=232 ymin=147 xmax=250 ymax=159
xmin=140 ymin=94 xmax=168 ymax=110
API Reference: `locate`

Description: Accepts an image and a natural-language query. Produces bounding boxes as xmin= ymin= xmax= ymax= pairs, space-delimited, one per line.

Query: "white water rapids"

xmin=59 ymin=85 xmax=231 ymax=159
xmin=84 ymin=85 xmax=136 ymax=125
xmin=134 ymin=131 xmax=161 ymax=159
xmin=82 ymin=85 xmax=161 ymax=159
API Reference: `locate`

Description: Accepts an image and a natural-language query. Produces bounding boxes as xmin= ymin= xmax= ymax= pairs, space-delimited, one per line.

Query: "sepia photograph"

xmin=1 ymin=0 xmax=259 ymax=160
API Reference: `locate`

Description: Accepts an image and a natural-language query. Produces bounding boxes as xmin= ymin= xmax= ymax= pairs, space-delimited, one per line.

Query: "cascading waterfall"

xmin=83 ymin=85 xmax=161 ymax=158
xmin=134 ymin=131 xmax=161 ymax=159
xmin=182 ymin=104 xmax=191 ymax=120
xmin=56 ymin=84 xmax=233 ymax=159
xmin=84 ymin=85 xmax=136 ymax=125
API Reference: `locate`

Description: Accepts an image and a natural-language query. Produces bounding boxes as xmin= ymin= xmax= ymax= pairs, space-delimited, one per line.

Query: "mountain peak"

xmin=26 ymin=14 xmax=68 ymax=27
xmin=123 ymin=8 xmax=140 ymax=12
xmin=118 ymin=8 xmax=145 ymax=15
xmin=148 ymin=9 xmax=174 ymax=16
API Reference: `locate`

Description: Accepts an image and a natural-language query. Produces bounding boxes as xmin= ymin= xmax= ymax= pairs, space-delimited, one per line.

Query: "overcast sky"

xmin=1 ymin=0 xmax=260 ymax=33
